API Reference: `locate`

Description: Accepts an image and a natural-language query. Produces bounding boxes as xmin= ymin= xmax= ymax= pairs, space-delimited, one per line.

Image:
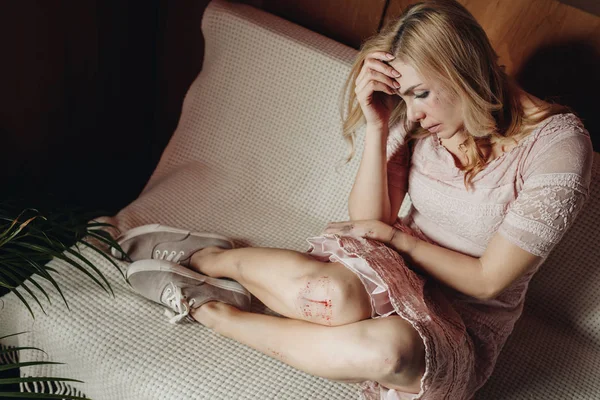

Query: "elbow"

xmin=475 ymin=288 xmax=499 ymax=301
xmin=473 ymin=262 xmax=499 ymax=301
xmin=476 ymin=280 xmax=505 ymax=301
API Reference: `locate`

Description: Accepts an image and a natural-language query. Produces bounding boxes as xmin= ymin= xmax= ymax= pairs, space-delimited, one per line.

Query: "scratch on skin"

xmin=299 ymin=280 xmax=313 ymax=318
xmin=297 ymin=275 xmax=334 ymax=325
xmin=304 ymin=298 xmax=333 ymax=326
xmin=267 ymin=347 xmax=286 ymax=361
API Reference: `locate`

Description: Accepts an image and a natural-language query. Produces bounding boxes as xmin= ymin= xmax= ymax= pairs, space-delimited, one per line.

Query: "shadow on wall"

xmin=477 ymin=39 xmax=600 ymax=400
xmin=516 ymin=39 xmax=600 ymax=151
xmin=476 ymin=174 xmax=600 ymax=399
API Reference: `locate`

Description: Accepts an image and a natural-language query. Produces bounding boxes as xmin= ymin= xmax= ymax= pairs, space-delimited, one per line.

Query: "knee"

xmin=294 ymin=272 xmax=371 ymax=326
xmin=329 ymin=276 xmax=370 ymax=319
xmin=373 ymin=322 xmax=426 ymax=390
xmin=377 ymin=341 xmax=418 ymax=377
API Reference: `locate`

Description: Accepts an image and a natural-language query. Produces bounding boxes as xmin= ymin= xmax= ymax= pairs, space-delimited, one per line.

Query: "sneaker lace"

xmin=155 ymin=249 xmax=185 ymax=263
xmin=161 ymin=283 xmax=197 ymax=324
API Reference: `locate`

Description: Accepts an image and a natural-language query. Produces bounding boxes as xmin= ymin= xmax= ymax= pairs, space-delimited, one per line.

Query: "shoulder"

xmin=517 ymin=92 xmax=587 ymax=144
xmin=521 ymin=113 xmax=594 ymax=183
xmin=532 ymin=113 xmax=589 ymax=146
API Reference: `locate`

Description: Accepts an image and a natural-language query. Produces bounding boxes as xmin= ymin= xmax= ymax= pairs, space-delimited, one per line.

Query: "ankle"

xmin=191 ymin=301 xmax=238 ymax=330
xmin=190 ymin=246 xmax=227 ymax=275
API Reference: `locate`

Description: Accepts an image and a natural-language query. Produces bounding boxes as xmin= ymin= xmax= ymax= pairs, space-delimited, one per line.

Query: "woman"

xmin=115 ymin=1 xmax=594 ymax=398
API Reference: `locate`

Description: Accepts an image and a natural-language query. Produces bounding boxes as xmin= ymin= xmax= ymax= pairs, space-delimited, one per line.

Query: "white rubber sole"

xmin=127 ymin=259 xmax=250 ymax=299
xmin=111 ymin=223 xmax=235 ymax=259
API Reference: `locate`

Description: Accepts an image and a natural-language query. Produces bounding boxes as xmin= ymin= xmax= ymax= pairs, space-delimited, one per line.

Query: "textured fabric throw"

xmin=1 ymin=1 xmax=600 ymax=399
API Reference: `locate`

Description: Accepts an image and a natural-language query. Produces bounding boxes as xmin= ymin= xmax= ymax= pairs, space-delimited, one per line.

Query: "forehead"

xmin=387 ymin=59 xmax=423 ymax=83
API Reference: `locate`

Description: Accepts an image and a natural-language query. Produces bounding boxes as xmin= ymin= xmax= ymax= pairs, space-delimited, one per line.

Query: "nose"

xmin=406 ymin=104 xmax=425 ymax=123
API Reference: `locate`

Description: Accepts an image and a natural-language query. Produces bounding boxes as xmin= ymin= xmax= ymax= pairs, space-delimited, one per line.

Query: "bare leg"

xmin=189 ymin=246 xmax=372 ymax=326
xmin=192 ymin=302 xmax=425 ymax=394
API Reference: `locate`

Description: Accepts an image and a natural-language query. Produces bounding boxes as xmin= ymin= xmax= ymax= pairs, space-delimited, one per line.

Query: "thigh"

xmin=290 ymin=313 xmax=425 ymax=394
xmin=211 ymin=305 xmax=424 ymax=395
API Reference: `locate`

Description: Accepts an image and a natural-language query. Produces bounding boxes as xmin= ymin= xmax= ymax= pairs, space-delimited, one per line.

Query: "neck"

xmin=439 ymin=131 xmax=495 ymax=167
xmin=439 ymin=130 xmax=469 ymax=150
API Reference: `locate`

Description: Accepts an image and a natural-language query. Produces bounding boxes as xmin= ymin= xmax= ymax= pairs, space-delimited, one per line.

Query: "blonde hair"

xmin=340 ymin=0 xmax=569 ymax=189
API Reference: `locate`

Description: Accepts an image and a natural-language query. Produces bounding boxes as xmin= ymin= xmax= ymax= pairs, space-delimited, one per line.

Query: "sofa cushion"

xmin=1 ymin=0 xmax=599 ymax=399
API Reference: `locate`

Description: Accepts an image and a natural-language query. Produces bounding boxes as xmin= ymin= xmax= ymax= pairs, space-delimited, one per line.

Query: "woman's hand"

xmin=322 ymin=220 xmax=397 ymax=244
xmin=354 ymin=51 xmax=402 ymax=128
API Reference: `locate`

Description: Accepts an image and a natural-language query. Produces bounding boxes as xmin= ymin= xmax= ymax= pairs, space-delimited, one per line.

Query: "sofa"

xmin=1 ymin=1 xmax=599 ymax=398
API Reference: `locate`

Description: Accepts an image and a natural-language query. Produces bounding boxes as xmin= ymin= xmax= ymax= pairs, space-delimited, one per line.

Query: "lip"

xmin=424 ymin=124 xmax=441 ymax=133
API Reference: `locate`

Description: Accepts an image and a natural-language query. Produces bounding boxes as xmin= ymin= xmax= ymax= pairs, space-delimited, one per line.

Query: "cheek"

xmin=431 ymin=92 xmax=461 ymax=123
xmin=423 ymin=95 xmax=443 ymax=117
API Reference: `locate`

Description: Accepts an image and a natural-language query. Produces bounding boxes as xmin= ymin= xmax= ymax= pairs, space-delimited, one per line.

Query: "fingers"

xmin=323 ymin=220 xmax=393 ymax=243
xmin=323 ymin=221 xmax=367 ymax=239
xmin=354 ymin=65 xmax=401 ymax=105
xmin=355 ymin=68 xmax=399 ymax=95
xmin=358 ymin=52 xmax=401 ymax=81
xmin=355 ymin=52 xmax=402 ymax=94
xmin=323 ymin=222 xmax=354 ymax=234
xmin=355 ymin=73 xmax=399 ymax=98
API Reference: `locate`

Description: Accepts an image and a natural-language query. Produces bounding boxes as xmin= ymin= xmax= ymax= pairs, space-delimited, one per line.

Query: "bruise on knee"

xmin=384 ymin=354 xmax=406 ymax=375
xmin=380 ymin=331 xmax=426 ymax=391
xmin=296 ymin=275 xmax=335 ymax=326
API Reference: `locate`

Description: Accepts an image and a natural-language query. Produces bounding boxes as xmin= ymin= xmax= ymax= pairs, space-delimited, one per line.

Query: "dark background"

xmin=0 ymin=0 xmax=598 ymax=217
xmin=0 ymin=0 xmax=598 ymax=395
xmin=0 ymin=0 xmax=210 ymax=215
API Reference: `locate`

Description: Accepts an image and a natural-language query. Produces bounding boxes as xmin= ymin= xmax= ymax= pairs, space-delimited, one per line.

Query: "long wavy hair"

xmin=340 ymin=0 xmax=569 ymax=189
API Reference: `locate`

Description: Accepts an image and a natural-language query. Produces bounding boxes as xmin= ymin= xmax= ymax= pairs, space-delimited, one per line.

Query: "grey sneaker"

xmin=111 ymin=224 xmax=234 ymax=266
xmin=126 ymin=259 xmax=251 ymax=324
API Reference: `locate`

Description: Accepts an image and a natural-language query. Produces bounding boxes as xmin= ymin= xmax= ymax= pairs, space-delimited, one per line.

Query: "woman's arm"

xmin=334 ymin=119 xmax=593 ymax=301
xmin=324 ymin=218 xmax=539 ymax=300
xmin=347 ymin=52 xmax=407 ymax=223
xmin=389 ymin=129 xmax=593 ymax=300
xmin=348 ymin=123 xmax=393 ymax=222
xmin=390 ymin=230 xmax=539 ymax=300
xmin=348 ymin=123 xmax=408 ymax=224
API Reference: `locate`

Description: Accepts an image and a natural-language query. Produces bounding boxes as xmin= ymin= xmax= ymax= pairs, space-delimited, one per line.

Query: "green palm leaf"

xmin=0 ymin=393 xmax=88 ymax=399
xmin=0 ymin=342 xmax=86 ymax=400
xmin=0 ymin=206 xmax=127 ymax=398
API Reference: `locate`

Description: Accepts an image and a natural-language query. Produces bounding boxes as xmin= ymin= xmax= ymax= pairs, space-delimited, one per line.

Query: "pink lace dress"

xmin=306 ymin=113 xmax=594 ymax=400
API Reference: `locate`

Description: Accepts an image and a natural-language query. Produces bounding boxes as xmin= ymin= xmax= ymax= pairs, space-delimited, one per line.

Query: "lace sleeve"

xmin=498 ymin=129 xmax=594 ymax=258
xmin=387 ymin=122 xmax=411 ymax=191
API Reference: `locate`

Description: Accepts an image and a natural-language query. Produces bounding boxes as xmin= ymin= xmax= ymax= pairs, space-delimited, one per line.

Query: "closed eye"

xmin=415 ymin=91 xmax=430 ymax=99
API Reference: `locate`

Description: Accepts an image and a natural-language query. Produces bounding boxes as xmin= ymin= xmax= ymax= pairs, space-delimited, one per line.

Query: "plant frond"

xmin=12 ymin=243 xmax=109 ymax=295
xmin=0 ymin=376 xmax=83 ymax=385
xmin=79 ymin=238 xmax=125 ymax=279
xmin=0 ymin=361 xmax=64 ymax=373
xmin=63 ymin=248 xmax=113 ymax=296
xmin=0 ymin=392 xmax=88 ymax=399
xmin=0 ymin=268 xmax=46 ymax=314
xmin=0 ymin=332 xmax=29 ymax=341
xmin=18 ymin=255 xmax=68 ymax=309
xmin=0 ymin=347 xmax=45 ymax=356
xmin=10 ymin=288 xmax=35 ymax=318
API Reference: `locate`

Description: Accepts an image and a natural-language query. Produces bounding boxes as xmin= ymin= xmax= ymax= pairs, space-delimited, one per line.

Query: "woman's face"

xmin=388 ymin=59 xmax=465 ymax=140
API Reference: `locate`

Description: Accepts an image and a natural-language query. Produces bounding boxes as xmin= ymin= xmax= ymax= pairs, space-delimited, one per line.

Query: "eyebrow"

xmin=400 ymin=83 xmax=422 ymax=96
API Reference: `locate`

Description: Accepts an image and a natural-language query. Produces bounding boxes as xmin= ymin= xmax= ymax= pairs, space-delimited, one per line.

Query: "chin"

xmin=435 ymin=130 xmax=450 ymax=139
xmin=437 ymin=129 xmax=460 ymax=140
